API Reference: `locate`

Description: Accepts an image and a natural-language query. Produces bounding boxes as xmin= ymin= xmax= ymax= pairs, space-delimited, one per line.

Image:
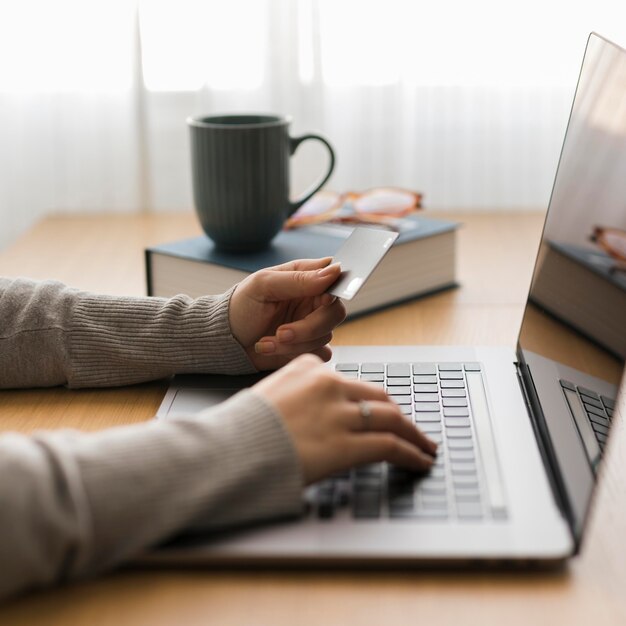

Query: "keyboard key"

xmin=559 ymin=379 xmax=576 ymax=392
xmin=444 ymin=407 xmax=470 ymax=417
xmin=601 ymin=395 xmax=616 ymax=410
xmin=456 ymin=502 xmax=483 ymax=519
xmin=453 ymin=476 xmax=479 ymax=488
xmin=577 ymin=386 xmax=600 ymax=401
xmin=387 ymin=363 xmax=411 ymax=377
xmin=390 ymin=395 xmax=412 ymax=405
xmin=414 ymin=384 xmax=439 ymax=394
xmin=412 ymin=363 xmax=437 ymax=375
xmin=450 ymin=461 xmax=476 ymax=476
xmin=585 ymin=404 xmax=608 ymax=419
xmin=414 ymin=393 xmax=440 ymax=403
xmin=446 ymin=427 xmax=473 ymax=438
xmin=455 ymin=492 xmax=481 ymax=502
xmin=439 ymin=373 xmax=465 ymax=380
xmin=592 ymin=423 xmax=610 ymax=436
xmin=415 ymin=412 xmax=442 ymax=422
xmin=361 ymin=373 xmax=384 ymax=382
xmin=420 ymin=423 xmax=443 ymax=433
xmin=388 ymin=378 xmax=412 ymax=387
xmin=400 ymin=405 xmax=413 ymax=416
xmin=317 ymin=482 xmax=337 ymax=519
xmin=588 ymin=412 xmax=609 ymax=429
xmin=443 ymin=397 xmax=468 ymax=407
xmin=419 ymin=484 xmax=447 ymax=497
xmin=353 ymin=492 xmax=381 ymax=519
xmin=361 ymin=363 xmax=385 ymax=374
xmin=606 ymin=409 xmax=614 ymax=419
xmin=596 ymin=432 xmax=609 ymax=444
xmin=449 ymin=450 xmax=475 ymax=462
xmin=388 ymin=386 xmax=411 ymax=395
xmin=445 ymin=417 xmax=471 ymax=428
xmin=447 ymin=439 xmax=474 ymax=450
xmin=464 ymin=363 xmax=482 ymax=371
xmin=388 ymin=492 xmax=415 ymax=509
xmin=413 ymin=375 xmax=438 ymax=384
xmin=428 ymin=467 xmax=446 ymax=480
xmin=336 ymin=363 xmax=359 ymax=372
xmin=582 ymin=396 xmax=604 ymax=411
xmin=390 ymin=508 xmax=448 ymax=519
xmin=438 ymin=363 xmax=463 ymax=371
xmin=368 ymin=381 xmax=386 ymax=389
xmin=428 ymin=433 xmax=443 ymax=445
xmin=356 ymin=464 xmax=382 ymax=477
xmin=420 ymin=498 xmax=449 ymax=511
xmin=415 ymin=402 xmax=440 ymax=412
xmin=441 ymin=380 xmax=465 ymax=389
xmin=442 ymin=389 xmax=467 ymax=398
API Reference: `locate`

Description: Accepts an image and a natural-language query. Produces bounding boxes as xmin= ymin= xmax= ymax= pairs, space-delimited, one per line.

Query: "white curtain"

xmin=1 ymin=0 xmax=625 ymax=250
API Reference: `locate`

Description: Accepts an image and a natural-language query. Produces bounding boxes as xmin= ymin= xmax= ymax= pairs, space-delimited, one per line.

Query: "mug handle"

xmin=288 ymin=134 xmax=336 ymax=216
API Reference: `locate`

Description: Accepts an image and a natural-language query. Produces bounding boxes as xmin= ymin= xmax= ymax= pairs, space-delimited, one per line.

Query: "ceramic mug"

xmin=188 ymin=113 xmax=335 ymax=251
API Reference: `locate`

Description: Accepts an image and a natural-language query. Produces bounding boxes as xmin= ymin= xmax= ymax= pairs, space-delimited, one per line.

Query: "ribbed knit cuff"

xmin=38 ymin=389 xmax=304 ymax=578
xmin=67 ymin=286 xmax=256 ymax=388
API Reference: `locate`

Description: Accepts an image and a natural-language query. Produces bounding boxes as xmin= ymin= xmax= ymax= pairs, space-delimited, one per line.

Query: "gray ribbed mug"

xmin=188 ymin=113 xmax=335 ymax=251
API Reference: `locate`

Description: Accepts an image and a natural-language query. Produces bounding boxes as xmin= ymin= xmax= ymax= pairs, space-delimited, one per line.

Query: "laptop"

xmin=149 ymin=33 xmax=625 ymax=566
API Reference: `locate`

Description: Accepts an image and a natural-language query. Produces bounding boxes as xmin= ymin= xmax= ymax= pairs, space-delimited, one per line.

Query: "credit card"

xmin=326 ymin=227 xmax=399 ymax=300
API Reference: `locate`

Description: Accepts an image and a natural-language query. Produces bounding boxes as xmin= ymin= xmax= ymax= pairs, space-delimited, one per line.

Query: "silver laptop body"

xmin=149 ymin=33 xmax=625 ymax=566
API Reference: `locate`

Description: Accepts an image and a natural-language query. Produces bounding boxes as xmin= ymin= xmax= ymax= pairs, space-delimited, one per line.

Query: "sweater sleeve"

xmin=0 ymin=277 xmax=304 ymax=600
xmin=0 ymin=277 xmax=256 ymax=389
xmin=0 ymin=389 xmax=304 ymax=601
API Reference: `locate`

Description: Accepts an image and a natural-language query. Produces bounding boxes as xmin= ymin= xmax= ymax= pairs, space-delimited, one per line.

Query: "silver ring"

xmin=358 ymin=400 xmax=372 ymax=431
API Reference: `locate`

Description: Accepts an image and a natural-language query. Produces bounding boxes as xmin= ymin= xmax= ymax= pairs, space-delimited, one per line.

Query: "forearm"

xmin=0 ymin=277 xmax=255 ymax=389
xmin=0 ymin=389 xmax=303 ymax=600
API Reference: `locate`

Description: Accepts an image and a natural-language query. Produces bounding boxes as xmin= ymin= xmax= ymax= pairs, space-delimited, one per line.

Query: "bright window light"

xmin=0 ymin=0 xmax=133 ymax=93
xmin=317 ymin=0 xmax=626 ymax=87
xmin=139 ymin=0 xmax=267 ymax=92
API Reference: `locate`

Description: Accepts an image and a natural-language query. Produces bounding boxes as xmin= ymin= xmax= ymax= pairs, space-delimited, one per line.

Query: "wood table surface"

xmin=0 ymin=211 xmax=624 ymax=626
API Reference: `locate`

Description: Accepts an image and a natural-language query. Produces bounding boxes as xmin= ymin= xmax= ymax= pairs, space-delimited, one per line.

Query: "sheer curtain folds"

xmin=1 ymin=0 xmax=625 ymax=249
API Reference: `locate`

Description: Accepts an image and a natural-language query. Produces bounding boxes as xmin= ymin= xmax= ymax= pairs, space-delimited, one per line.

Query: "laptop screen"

xmin=517 ymin=33 xmax=625 ymax=543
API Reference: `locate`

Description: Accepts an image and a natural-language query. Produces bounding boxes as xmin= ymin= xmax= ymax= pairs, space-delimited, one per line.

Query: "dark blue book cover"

xmin=550 ymin=240 xmax=626 ymax=292
xmin=146 ymin=214 xmax=458 ymax=276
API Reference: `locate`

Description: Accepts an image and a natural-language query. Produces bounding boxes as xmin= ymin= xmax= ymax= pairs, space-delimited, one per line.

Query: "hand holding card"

xmin=327 ymin=227 xmax=399 ymax=300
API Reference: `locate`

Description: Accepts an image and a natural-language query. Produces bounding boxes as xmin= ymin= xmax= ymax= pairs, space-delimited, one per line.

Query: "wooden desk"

xmin=0 ymin=212 xmax=624 ymax=625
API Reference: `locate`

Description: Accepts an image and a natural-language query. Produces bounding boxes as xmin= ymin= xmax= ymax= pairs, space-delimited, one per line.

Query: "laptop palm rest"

xmin=167 ymin=388 xmax=238 ymax=417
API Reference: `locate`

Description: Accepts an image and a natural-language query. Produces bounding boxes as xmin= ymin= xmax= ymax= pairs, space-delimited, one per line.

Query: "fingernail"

xmin=254 ymin=341 xmax=276 ymax=354
xmin=317 ymin=262 xmax=340 ymax=278
xmin=277 ymin=328 xmax=295 ymax=342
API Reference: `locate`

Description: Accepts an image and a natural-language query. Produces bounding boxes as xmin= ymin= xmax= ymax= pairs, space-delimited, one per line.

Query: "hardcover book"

xmin=145 ymin=215 xmax=459 ymax=318
xmin=530 ymin=240 xmax=626 ymax=358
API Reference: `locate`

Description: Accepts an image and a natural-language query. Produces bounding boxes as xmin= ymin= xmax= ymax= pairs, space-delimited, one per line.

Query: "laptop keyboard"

xmin=560 ymin=379 xmax=615 ymax=455
xmin=308 ymin=362 xmax=508 ymax=522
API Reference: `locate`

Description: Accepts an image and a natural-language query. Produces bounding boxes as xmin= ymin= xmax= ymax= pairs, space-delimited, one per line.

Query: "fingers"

xmin=347 ymin=433 xmax=436 ymax=472
xmin=254 ymin=261 xmax=341 ymax=301
xmin=270 ymin=257 xmax=333 ymax=272
xmin=347 ymin=400 xmax=438 ymax=455
xmin=255 ymin=333 xmax=334 ymax=356
xmin=274 ymin=299 xmax=346 ymax=345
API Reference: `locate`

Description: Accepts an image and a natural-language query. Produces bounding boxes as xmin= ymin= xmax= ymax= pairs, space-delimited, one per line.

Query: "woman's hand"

xmin=229 ymin=257 xmax=347 ymax=370
xmin=253 ymin=354 xmax=437 ymax=485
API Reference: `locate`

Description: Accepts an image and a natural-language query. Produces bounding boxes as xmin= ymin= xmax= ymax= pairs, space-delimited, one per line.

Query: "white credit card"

xmin=326 ymin=227 xmax=399 ymax=300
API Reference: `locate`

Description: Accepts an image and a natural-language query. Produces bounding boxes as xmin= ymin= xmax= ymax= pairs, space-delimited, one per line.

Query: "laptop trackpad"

xmin=167 ymin=388 xmax=239 ymax=417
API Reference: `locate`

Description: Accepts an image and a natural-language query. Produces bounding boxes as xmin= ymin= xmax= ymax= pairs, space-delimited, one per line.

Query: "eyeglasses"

xmin=590 ymin=226 xmax=626 ymax=274
xmin=285 ymin=187 xmax=423 ymax=230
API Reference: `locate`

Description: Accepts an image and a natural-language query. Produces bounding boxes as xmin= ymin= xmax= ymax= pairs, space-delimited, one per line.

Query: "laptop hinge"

xmin=514 ymin=360 xmax=577 ymax=542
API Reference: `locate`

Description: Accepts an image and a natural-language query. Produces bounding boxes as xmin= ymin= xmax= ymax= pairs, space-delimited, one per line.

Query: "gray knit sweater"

xmin=0 ymin=277 xmax=303 ymax=600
